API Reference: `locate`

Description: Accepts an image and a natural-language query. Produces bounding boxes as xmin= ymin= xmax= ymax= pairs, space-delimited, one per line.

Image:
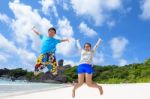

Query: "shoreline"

xmin=0 ymin=83 xmax=72 ymax=99
xmin=1 ymin=83 xmax=150 ymax=99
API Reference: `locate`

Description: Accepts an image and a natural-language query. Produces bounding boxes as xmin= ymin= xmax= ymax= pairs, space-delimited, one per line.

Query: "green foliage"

xmin=63 ymin=62 xmax=150 ymax=83
xmin=9 ymin=68 xmax=27 ymax=78
xmin=26 ymin=72 xmax=34 ymax=81
xmin=0 ymin=58 xmax=150 ymax=84
xmin=63 ymin=66 xmax=77 ymax=82
xmin=145 ymin=58 xmax=150 ymax=65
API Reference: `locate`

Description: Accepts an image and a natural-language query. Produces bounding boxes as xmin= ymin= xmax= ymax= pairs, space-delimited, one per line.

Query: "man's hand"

xmin=61 ymin=39 xmax=69 ymax=42
xmin=32 ymin=26 xmax=36 ymax=32
xmin=32 ymin=26 xmax=40 ymax=36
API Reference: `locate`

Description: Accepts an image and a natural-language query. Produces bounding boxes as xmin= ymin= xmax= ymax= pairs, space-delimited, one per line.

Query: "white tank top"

xmin=80 ymin=49 xmax=94 ymax=64
xmin=76 ymin=38 xmax=102 ymax=64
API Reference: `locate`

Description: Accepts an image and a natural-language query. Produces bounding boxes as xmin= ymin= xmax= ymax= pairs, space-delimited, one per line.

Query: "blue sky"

xmin=0 ymin=0 xmax=150 ymax=70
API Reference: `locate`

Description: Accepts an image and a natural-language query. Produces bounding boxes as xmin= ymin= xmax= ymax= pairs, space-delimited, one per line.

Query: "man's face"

xmin=48 ymin=30 xmax=56 ymax=37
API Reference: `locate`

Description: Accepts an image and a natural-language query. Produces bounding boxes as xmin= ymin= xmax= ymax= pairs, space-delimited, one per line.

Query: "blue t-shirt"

xmin=39 ymin=34 xmax=61 ymax=54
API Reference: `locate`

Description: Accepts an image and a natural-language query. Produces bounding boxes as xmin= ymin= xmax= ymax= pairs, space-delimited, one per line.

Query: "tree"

xmin=145 ymin=58 xmax=150 ymax=65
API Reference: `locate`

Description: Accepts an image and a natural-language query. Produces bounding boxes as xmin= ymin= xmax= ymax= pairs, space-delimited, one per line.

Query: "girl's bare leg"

xmin=85 ymin=73 xmax=103 ymax=95
xmin=72 ymin=74 xmax=85 ymax=98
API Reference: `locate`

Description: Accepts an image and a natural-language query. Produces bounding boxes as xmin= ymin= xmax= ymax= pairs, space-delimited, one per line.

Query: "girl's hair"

xmin=84 ymin=42 xmax=91 ymax=48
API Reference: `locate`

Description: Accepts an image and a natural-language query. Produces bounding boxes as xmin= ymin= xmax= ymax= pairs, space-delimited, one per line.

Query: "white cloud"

xmin=107 ymin=20 xmax=116 ymax=28
xmin=110 ymin=37 xmax=128 ymax=59
xmin=56 ymin=0 xmax=69 ymax=11
xmin=102 ymin=0 xmax=122 ymax=10
xmin=9 ymin=0 xmax=53 ymax=52
xmin=79 ymin=22 xmax=97 ymax=37
xmin=0 ymin=34 xmax=36 ymax=67
xmin=71 ymin=0 xmax=122 ymax=26
xmin=0 ymin=33 xmax=18 ymax=53
xmin=39 ymin=0 xmax=58 ymax=17
xmin=0 ymin=52 xmax=10 ymax=62
xmin=57 ymin=17 xmax=74 ymax=37
xmin=63 ymin=59 xmax=78 ymax=66
xmin=93 ymin=51 xmax=105 ymax=65
xmin=17 ymin=49 xmax=36 ymax=66
xmin=56 ymin=17 xmax=77 ymax=57
xmin=118 ymin=59 xmax=128 ymax=66
xmin=140 ymin=0 xmax=150 ymax=20
xmin=71 ymin=0 xmax=103 ymax=26
xmin=57 ymin=38 xmax=77 ymax=57
xmin=123 ymin=7 xmax=132 ymax=15
xmin=110 ymin=37 xmax=129 ymax=66
xmin=0 ymin=13 xmax=11 ymax=24
xmin=63 ymin=2 xmax=69 ymax=10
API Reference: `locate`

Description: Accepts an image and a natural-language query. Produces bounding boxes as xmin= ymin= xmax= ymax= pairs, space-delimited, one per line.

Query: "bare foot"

xmin=72 ymin=89 xmax=75 ymax=98
xmin=98 ymin=86 xmax=103 ymax=95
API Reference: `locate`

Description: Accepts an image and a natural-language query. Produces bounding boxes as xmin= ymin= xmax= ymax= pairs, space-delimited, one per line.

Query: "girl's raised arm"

xmin=93 ymin=38 xmax=102 ymax=52
xmin=76 ymin=40 xmax=82 ymax=51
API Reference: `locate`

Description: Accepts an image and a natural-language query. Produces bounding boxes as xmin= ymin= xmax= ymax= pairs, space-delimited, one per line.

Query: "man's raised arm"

xmin=32 ymin=26 xmax=40 ymax=36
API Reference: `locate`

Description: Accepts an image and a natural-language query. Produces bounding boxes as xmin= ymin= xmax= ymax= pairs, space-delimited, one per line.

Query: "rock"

xmin=57 ymin=66 xmax=65 ymax=75
xmin=40 ymin=72 xmax=54 ymax=81
xmin=42 ymin=80 xmax=61 ymax=84
xmin=27 ymin=72 xmax=68 ymax=83
xmin=15 ymin=76 xmax=27 ymax=80
xmin=58 ymin=59 xmax=64 ymax=67
xmin=1 ymin=75 xmax=10 ymax=79
xmin=11 ymin=77 xmax=15 ymax=81
xmin=54 ymin=75 xmax=67 ymax=83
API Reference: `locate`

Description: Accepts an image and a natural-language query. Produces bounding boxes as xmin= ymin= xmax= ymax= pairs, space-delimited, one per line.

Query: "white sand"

xmin=2 ymin=83 xmax=150 ymax=99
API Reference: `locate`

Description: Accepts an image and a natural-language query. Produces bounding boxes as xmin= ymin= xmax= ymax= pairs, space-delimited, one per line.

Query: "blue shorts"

xmin=77 ymin=64 xmax=94 ymax=74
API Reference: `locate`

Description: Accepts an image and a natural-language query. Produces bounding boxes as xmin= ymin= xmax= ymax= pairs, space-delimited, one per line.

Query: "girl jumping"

xmin=72 ymin=38 xmax=103 ymax=97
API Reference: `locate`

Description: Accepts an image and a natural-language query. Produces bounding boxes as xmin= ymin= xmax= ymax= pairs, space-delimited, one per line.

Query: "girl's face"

xmin=84 ymin=44 xmax=91 ymax=51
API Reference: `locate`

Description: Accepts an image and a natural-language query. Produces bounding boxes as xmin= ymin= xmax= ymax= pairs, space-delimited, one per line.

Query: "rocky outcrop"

xmin=15 ymin=76 xmax=27 ymax=80
xmin=28 ymin=72 xmax=68 ymax=83
xmin=40 ymin=72 xmax=54 ymax=81
xmin=42 ymin=80 xmax=61 ymax=84
xmin=54 ymin=75 xmax=67 ymax=83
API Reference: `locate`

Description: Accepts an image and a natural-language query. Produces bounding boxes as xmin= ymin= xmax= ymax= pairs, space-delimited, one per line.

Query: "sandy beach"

xmin=1 ymin=83 xmax=150 ymax=99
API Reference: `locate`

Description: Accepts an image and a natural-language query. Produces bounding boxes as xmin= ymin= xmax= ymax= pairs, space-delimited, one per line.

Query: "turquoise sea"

xmin=0 ymin=78 xmax=67 ymax=98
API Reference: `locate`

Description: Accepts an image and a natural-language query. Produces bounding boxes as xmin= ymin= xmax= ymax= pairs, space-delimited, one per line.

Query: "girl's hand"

xmin=76 ymin=39 xmax=80 ymax=42
xmin=99 ymin=38 xmax=103 ymax=42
